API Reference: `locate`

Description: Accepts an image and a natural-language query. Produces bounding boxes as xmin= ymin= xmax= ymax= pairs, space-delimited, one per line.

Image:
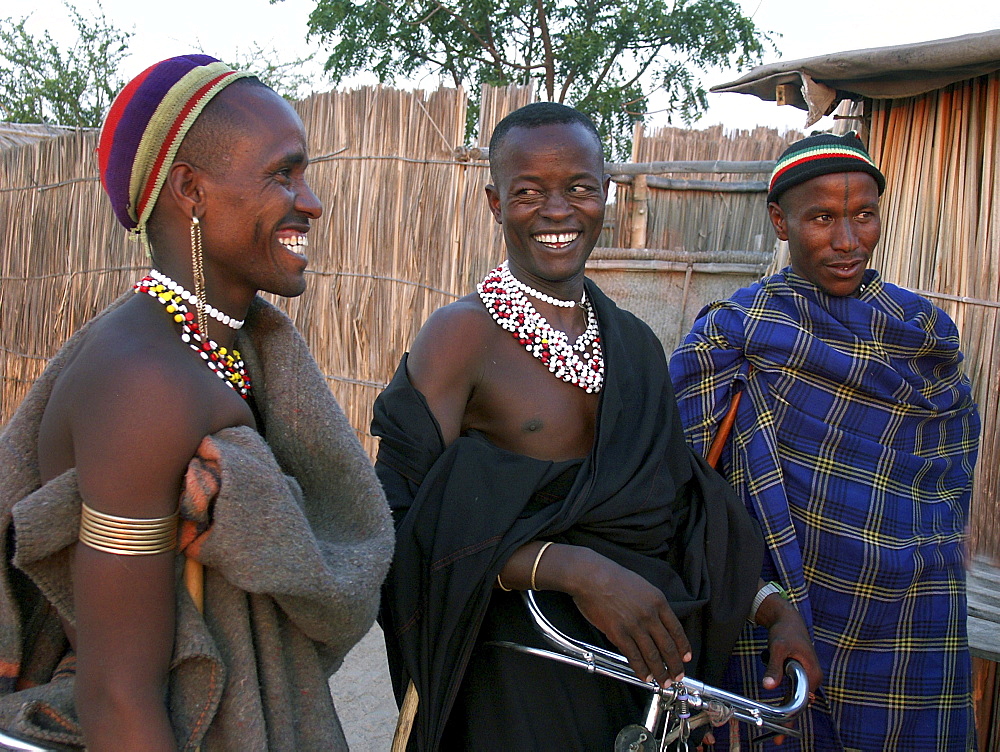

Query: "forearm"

xmin=497 ymin=539 xmax=692 ymax=686
xmin=496 ymin=541 xmax=595 ymax=595
xmin=77 ymin=681 xmax=175 ymax=752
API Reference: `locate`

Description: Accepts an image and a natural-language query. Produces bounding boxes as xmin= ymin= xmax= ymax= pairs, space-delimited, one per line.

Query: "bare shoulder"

xmin=405 ymin=292 xmax=498 ymax=444
xmin=40 ymin=297 xmax=250 ymax=516
xmin=406 ymin=293 xmax=495 ymax=388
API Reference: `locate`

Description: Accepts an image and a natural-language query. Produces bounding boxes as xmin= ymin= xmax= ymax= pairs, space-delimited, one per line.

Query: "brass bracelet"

xmin=496 ymin=572 xmax=512 ymax=592
xmin=530 ymin=541 xmax=554 ymax=591
xmin=79 ymin=502 xmax=178 ymax=556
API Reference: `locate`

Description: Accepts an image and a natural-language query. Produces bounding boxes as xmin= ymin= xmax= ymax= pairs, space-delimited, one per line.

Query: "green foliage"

xmin=222 ymin=43 xmax=319 ymax=101
xmin=303 ymin=0 xmax=773 ymax=158
xmin=0 ymin=2 xmax=132 ymax=127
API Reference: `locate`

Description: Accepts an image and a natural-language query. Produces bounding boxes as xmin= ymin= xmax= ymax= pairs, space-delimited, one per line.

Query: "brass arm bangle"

xmin=530 ymin=541 xmax=554 ymax=591
xmin=79 ymin=502 xmax=178 ymax=556
xmin=496 ymin=573 xmax=512 ymax=592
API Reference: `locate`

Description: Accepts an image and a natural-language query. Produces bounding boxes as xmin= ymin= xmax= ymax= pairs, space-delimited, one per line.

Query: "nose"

xmin=540 ymin=191 xmax=572 ymax=221
xmin=297 ymin=178 xmax=323 ymax=220
xmin=831 ymin=217 xmax=858 ymax=253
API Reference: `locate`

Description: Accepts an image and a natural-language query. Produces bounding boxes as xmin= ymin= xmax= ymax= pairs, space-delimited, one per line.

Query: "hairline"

xmin=489 ymin=104 xmax=603 ymax=182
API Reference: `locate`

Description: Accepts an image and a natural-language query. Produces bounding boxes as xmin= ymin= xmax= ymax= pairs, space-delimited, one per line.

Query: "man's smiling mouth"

xmin=533 ymin=232 xmax=580 ymax=248
xmin=278 ymin=233 xmax=309 ymax=253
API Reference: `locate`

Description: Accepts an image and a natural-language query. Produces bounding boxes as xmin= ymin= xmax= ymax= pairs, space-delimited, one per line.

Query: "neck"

xmin=504 ymin=260 xmax=586 ymax=306
xmin=147 ymin=264 xmax=250 ymax=348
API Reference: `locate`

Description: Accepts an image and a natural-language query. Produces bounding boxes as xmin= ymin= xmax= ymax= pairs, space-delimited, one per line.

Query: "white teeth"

xmin=279 ymin=234 xmax=308 ymax=250
xmin=535 ymin=232 xmax=579 ymax=245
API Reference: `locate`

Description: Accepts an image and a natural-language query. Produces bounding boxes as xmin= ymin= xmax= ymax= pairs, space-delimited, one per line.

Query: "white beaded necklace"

xmin=499 ymin=260 xmax=582 ymax=308
xmin=478 ymin=263 xmax=604 ymax=393
xmin=148 ymin=268 xmax=244 ymax=330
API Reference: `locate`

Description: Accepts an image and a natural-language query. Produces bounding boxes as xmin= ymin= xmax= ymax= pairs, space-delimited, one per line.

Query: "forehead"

xmin=493 ymin=122 xmax=603 ymax=183
xmin=781 ymin=171 xmax=880 ymax=208
xmin=216 ymin=87 xmax=308 ymax=161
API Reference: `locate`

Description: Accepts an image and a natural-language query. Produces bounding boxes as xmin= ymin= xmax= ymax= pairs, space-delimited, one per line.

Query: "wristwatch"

xmin=749 ymin=581 xmax=789 ymax=625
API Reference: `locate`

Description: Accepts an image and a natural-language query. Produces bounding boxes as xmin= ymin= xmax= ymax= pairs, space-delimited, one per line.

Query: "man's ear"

xmin=767 ymin=201 xmax=789 ymax=241
xmin=485 ymin=183 xmax=502 ymax=224
xmin=163 ymin=161 xmax=206 ymax=219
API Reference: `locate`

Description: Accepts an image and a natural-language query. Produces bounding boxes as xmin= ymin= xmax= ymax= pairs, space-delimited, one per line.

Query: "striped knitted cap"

xmin=97 ymin=54 xmax=252 ymax=232
xmin=768 ymin=131 xmax=885 ymax=204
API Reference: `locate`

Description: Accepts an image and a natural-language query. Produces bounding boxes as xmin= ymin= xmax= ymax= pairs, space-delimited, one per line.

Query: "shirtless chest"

xmin=463 ymin=325 xmax=599 ymax=461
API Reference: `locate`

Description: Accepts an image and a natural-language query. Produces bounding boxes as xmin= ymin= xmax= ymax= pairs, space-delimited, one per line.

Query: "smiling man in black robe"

xmin=372 ymin=103 xmax=820 ymax=751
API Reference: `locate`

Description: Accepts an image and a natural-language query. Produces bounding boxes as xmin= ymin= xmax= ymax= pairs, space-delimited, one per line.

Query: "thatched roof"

xmin=712 ymin=30 xmax=1000 ymax=126
xmin=0 ymin=122 xmax=95 ymax=151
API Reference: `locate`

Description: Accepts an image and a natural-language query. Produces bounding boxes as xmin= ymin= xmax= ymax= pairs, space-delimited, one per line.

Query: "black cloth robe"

xmin=372 ymin=280 xmax=763 ymax=751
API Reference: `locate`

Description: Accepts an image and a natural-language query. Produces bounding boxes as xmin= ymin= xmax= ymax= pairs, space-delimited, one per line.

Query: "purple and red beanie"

xmin=97 ymin=54 xmax=251 ymax=233
xmin=768 ymin=131 xmax=886 ymax=205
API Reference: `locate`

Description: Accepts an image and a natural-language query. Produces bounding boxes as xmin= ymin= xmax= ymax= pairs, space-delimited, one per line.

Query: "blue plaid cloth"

xmin=669 ymin=268 xmax=981 ymax=751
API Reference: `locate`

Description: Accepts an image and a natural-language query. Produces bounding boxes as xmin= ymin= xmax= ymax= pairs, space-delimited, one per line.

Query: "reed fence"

xmin=0 ymin=85 xmax=532 ymax=457
xmin=869 ymin=71 xmax=1000 ymax=561
xmin=616 ymin=123 xmax=802 ymax=254
xmin=1 ymin=82 xmax=996 ymax=560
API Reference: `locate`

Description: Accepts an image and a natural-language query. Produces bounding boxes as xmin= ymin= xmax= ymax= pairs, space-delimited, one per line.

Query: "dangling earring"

xmin=190 ymin=213 xmax=209 ymax=342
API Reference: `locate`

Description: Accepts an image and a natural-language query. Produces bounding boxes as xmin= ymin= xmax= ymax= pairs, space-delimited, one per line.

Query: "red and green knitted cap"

xmin=97 ymin=54 xmax=252 ymax=233
xmin=768 ymin=131 xmax=886 ymax=204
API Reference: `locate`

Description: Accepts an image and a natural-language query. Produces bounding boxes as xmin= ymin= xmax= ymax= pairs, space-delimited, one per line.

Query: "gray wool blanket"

xmin=0 ymin=294 xmax=394 ymax=750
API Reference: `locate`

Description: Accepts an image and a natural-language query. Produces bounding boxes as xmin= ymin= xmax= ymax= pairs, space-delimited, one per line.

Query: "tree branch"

xmin=534 ymin=0 xmax=555 ymax=100
xmin=618 ymin=46 xmax=663 ymax=92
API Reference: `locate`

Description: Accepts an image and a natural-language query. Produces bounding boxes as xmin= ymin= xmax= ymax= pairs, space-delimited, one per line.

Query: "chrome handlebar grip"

xmin=486 ymin=591 xmax=810 ymax=740
xmin=0 ymin=730 xmax=54 ymax=752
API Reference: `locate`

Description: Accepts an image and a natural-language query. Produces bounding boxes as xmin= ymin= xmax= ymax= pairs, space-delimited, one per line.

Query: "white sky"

xmin=5 ymin=0 xmax=1000 ymax=134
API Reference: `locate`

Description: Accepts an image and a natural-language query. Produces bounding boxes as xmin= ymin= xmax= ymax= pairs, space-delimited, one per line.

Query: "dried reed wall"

xmin=596 ymin=124 xmax=801 ymax=353
xmin=616 ymin=123 xmax=802 ymax=253
xmin=1 ymin=129 xmax=139 ymax=420
xmin=0 ymin=85 xmax=530 ymax=457
xmin=2 ymin=82 xmax=995 ymax=559
xmin=869 ymin=72 xmax=1000 ymax=560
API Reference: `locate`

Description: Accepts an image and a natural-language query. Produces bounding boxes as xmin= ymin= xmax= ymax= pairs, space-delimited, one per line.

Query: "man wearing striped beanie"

xmin=671 ymin=131 xmax=980 ymax=749
xmin=0 ymin=55 xmax=392 ymax=750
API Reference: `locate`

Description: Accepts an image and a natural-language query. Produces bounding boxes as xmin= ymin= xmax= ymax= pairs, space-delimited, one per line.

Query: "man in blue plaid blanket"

xmin=669 ymin=132 xmax=981 ymax=751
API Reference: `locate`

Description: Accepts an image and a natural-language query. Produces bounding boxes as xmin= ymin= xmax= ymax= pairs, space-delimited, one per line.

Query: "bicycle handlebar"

xmin=487 ymin=590 xmax=810 ymax=739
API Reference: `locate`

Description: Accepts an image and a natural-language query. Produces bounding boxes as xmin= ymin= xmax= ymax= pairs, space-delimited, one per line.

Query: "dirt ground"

xmin=329 ymin=623 xmax=398 ymax=750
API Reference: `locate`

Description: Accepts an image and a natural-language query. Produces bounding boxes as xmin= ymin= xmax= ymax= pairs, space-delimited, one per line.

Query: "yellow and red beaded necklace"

xmin=134 ymin=274 xmax=251 ymax=398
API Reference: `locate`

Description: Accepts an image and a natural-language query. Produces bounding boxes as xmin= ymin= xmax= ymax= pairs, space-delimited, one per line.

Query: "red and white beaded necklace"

xmin=134 ymin=274 xmax=251 ymax=398
xmin=478 ymin=262 xmax=604 ymax=393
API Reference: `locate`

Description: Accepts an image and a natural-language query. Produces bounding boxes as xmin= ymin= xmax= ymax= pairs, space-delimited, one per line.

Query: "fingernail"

xmin=674 ymin=672 xmax=685 ymax=682
xmin=645 ymin=674 xmax=655 ymax=684
xmin=683 ymin=652 xmax=692 ymax=662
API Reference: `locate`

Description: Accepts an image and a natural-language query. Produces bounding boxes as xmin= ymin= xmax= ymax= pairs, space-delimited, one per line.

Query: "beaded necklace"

xmin=148 ymin=268 xmax=244 ymax=329
xmin=134 ymin=274 xmax=251 ymax=398
xmin=478 ymin=263 xmax=604 ymax=393
xmin=498 ymin=260 xmax=582 ymax=308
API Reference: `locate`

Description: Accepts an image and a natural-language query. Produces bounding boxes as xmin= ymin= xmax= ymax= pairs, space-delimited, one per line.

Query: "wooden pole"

xmin=184 ymin=557 xmax=204 ymax=614
xmin=630 ymin=174 xmax=649 ymax=249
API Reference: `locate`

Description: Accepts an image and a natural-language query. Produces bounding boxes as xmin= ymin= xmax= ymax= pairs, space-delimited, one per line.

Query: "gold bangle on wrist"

xmin=530 ymin=541 xmax=554 ymax=591
xmin=496 ymin=572 xmax=512 ymax=592
xmin=79 ymin=502 xmax=178 ymax=556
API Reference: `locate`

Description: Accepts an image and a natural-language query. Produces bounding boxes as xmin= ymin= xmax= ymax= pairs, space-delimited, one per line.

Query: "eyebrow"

xmin=275 ymin=149 xmax=309 ymax=169
xmin=801 ymin=199 xmax=878 ymax=213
